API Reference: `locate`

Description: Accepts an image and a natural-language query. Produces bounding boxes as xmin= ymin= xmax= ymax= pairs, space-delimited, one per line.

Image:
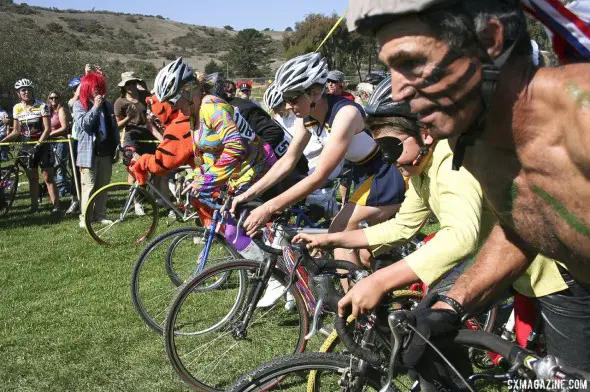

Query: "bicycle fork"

xmin=231 ymin=255 xmax=277 ymax=339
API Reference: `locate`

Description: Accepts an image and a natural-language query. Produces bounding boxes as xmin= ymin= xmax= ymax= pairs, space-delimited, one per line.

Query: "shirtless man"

xmin=347 ymin=0 xmax=590 ymax=376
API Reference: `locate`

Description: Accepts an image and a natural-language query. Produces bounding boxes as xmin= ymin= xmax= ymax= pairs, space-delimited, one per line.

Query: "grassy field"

xmin=0 ymin=162 xmax=505 ymax=391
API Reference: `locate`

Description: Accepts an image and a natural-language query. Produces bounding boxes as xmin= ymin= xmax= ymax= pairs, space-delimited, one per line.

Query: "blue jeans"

xmin=53 ymin=141 xmax=70 ymax=196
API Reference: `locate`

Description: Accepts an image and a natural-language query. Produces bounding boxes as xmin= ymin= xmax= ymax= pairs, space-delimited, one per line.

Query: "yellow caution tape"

xmin=315 ymin=8 xmax=348 ymax=53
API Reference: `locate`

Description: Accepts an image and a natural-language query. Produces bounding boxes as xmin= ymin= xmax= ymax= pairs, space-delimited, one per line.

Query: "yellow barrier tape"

xmin=0 ymin=139 xmax=160 ymax=146
xmin=315 ymin=8 xmax=348 ymax=53
xmin=0 ymin=139 xmax=70 ymax=146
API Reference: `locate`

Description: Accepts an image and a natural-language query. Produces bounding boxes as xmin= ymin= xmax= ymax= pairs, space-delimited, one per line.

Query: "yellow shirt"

xmin=363 ymin=140 xmax=567 ymax=297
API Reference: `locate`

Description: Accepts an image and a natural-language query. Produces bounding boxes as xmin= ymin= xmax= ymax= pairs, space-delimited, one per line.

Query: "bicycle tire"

xmin=164 ymin=229 xmax=235 ymax=291
xmin=163 ymin=259 xmax=309 ymax=391
xmin=229 ymin=352 xmax=383 ymax=392
xmin=85 ymin=182 xmax=158 ymax=245
xmin=0 ymin=165 xmax=19 ymax=216
xmin=131 ymin=226 xmax=240 ymax=334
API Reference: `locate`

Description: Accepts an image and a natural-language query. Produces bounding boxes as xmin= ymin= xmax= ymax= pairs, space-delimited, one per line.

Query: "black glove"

xmin=401 ymin=292 xmax=462 ymax=369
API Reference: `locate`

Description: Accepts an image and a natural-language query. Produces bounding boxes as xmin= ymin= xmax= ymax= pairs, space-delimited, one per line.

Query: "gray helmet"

xmin=347 ymin=0 xmax=454 ymax=35
xmin=365 ymin=75 xmax=415 ymax=119
xmin=275 ymin=53 xmax=328 ymax=94
xmin=263 ymin=83 xmax=283 ymax=110
xmin=14 ymin=78 xmax=34 ymax=90
xmin=154 ymin=57 xmax=195 ymax=103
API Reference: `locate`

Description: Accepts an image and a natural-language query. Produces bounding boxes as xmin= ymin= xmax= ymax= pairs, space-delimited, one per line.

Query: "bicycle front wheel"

xmin=131 ymin=226 xmax=240 ymax=334
xmin=0 ymin=165 xmax=19 ymax=217
xmin=85 ymin=182 xmax=158 ymax=245
xmin=164 ymin=259 xmax=309 ymax=391
xmin=228 ymin=352 xmax=383 ymax=392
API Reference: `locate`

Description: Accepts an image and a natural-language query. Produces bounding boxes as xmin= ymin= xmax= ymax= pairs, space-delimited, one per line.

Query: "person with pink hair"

xmin=72 ymin=71 xmax=119 ymax=228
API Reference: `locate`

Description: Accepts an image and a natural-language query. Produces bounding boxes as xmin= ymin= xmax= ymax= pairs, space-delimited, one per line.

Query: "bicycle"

xmin=161 ymin=204 xmax=367 ymax=391
xmin=130 ymin=193 xmax=240 ymax=334
xmin=229 ymin=308 xmax=590 ymax=392
xmin=84 ymin=156 xmax=199 ymax=245
xmin=0 ymin=148 xmax=35 ymax=216
xmin=130 ymin=197 xmax=332 ymax=335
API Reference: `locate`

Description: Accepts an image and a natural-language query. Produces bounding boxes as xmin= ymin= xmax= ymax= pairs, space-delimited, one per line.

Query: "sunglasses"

xmin=49 ymin=96 xmax=59 ymax=100
xmin=283 ymin=91 xmax=305 ymax=105
xmin=327 ymin=79 xmax=339 ymax=84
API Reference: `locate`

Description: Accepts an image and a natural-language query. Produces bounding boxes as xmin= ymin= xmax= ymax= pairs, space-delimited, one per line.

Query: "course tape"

xmin=0 ymin=139 xmax=160 ymax=146
xmin=315 ymin=8 xmax=348 ymax=53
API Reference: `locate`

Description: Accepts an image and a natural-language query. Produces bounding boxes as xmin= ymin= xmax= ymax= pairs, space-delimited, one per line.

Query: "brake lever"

xmin=304 ymin=297 xmax=324 ymax=341
xmin=380 ymin=311 xmax=411 ymax=392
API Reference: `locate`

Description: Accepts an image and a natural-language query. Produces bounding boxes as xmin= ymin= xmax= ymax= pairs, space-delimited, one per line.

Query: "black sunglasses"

xmin=49 ymin=96 xmax=59 ymax=100
xmin=283 ymin=91 xmax=305 ymax=104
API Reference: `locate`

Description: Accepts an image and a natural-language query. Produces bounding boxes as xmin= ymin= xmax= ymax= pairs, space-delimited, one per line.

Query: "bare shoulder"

xmin=332 ymin=104 xmax=364 ymax=131
xmin=531 ymin=64 xmax=590 ymax=107
xmin=532 ymin=65 xmax=590 ymax=170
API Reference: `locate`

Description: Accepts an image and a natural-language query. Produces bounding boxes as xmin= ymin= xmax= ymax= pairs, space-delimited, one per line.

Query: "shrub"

xmin=60 ymin=17 xmax=104 ymax=36
xmin=125 ymin=15 xmax=138 ymax=23
xmin=223 ymin=25 xmax=234 ymax=31
xmin=159 ymin=51 xmax=177 ymax=60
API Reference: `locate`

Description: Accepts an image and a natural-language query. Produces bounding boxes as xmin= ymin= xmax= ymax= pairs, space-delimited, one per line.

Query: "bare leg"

xmin=42 ymin=167 xmax=59 ymax=208
xmin=26 ymin=168 xmax=39 ymax=210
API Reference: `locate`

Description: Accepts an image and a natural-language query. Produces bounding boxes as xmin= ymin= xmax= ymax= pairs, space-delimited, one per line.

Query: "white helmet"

xmin=274 ymin=52 xmax=328 ymax=94
xmin=14 ymin=78 xmax=34 ymax=90
xmin=263 ymin=82 xmax=283 ymax=110
xmin=154 ymin=57 xmax=195 ymax=103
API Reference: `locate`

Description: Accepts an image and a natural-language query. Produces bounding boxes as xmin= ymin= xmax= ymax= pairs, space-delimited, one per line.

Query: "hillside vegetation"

xmin=0 ymin=0 xmax=284 ymax=105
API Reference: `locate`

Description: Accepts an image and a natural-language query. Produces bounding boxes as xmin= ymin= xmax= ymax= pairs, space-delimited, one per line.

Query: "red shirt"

xmin=329 ymin=91 xmax=355 ymax=101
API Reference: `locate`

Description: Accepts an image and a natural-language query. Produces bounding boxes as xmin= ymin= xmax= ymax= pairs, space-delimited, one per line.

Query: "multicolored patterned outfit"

xmin=191 ymin=95 xmax=275 ymax=198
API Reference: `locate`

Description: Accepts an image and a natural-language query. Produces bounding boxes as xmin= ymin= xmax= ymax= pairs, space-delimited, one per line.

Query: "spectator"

xmin=2 ymin=78 xmax=60 ymax=213
xmin=236 ymin=80 xmax=262 ymax=107
xmin=65 ymin=76 xmax=82 ymax=215
xmin=114 ymin=71 xmax=163 ymax=215
xmin=326 ymin=70 xmax=355 ymax=101
xmin=73 ymin=72 xmax=119 ymax=228
xmin=0 ymin=106 xmax=10 ymax=162
xmin=47 ymin=91 xmax=70 ymax=198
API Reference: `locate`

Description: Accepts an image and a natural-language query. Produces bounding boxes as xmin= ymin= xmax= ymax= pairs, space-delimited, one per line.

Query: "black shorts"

xmin=123 ymin=128 xmax=157 ymax=155
xmin=21 ymin=143 xmax=54 ymax=169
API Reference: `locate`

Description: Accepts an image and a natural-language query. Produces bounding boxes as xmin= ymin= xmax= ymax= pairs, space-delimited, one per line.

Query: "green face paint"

xmin=566 ymin=81 xmax=590 ymax=109
xmin=509 ymin=182 xmax=519 ymax=213
xmin=533 ymin=185 xmax=590 ymax=238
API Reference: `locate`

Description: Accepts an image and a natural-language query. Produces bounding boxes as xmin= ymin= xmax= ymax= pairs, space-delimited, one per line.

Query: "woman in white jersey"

xmin=233 ymin=53 xmax=406 ymax=265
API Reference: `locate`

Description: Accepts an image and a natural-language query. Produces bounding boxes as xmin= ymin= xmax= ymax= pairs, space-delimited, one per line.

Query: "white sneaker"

xmin=134 ymin=203 xmax=145 ymax=216
xmin=167 ymin=209 xmax=177 ymax=219
xmin=66 ymin=201 xmax=79 ymax=215
xmin=96 ymin=219 xmax=113 ymax=225
xmin=284 ymin=292 xmax=296 ymax=311
xmin=256 ymin=277 xmax=286 ymax=308
xmin=79 ymin=219 xmax=86 ymax=229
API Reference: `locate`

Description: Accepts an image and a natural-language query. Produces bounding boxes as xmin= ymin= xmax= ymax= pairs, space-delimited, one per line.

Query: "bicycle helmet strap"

xmin=451 ymin=3 xmax=525 ymax=170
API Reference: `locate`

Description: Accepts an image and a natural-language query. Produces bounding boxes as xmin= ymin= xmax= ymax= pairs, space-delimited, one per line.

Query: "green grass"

xmin=0 ymin=163 xmax=505 ymax=391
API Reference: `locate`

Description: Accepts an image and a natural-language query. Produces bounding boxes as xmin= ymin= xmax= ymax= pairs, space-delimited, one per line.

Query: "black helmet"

xmin=365 ymin=75 xmax=416 ymax=119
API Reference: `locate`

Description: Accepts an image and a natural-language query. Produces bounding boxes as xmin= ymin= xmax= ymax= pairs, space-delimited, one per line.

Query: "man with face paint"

xmin=293 ymin=76 xmax=565 ymax=330
xmin=347 ymin=0 xmax=590 ymax=379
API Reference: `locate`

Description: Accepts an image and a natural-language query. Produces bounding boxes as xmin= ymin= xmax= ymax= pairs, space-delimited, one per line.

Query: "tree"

xmin=204 ymin=59 xmax=225 ymax=75
xmin=227 ymin=28 xmax=275 ymax=77
xmin=282 ymin=13 xmax=350 ymax=70
xmin=224 ymin=25 xmax=234 ymax=31
xmin=285 ymin=27 xmax=293 ymax=32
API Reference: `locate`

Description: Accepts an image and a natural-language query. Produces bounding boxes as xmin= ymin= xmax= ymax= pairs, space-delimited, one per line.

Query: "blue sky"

xmin=16 ymin=0 xmax=347 ymax=30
